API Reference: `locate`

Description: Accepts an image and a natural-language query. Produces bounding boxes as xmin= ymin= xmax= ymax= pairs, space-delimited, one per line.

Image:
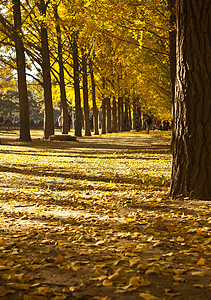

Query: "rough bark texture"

xmin=101 ymin=98 xmax=106 ymax=134
xmin=167 ymin=0 xmax=177 ymax=146
xmin=72 ymin=34 xmax=82 ymax=137
xmin=82 ymin=51 xmax=91 ymax=136
xmin=89 ymin=58 xmax=99 ymax=135
xmin=13 ymin=0 xmax=31 ymax=141
xmin=132 ymin=97 xmax=137 ymax=130
xmin=112 ymin=97 xmax=117 ymax=132
xmin=106 ymin=98 xmax=112 ymax=133
xmin=170 ymin=0 xmax=211 ymax=200
xmin=124 ymin=99 xmax=130 ymax=131
xmin=39 ymin=0 xmax=54 ymax=139
xmin=54 ymin=6 xmax=68 ymax=134
xmin=117 ymin=98 xmax=121 ymax=132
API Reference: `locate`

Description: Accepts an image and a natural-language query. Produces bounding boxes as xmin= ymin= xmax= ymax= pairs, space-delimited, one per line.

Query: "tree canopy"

xmin=0 ymin=0 xmax=172 ymax=126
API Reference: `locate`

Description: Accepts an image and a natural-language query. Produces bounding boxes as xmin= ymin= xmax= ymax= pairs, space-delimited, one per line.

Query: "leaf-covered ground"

xmin=0 ymin=130 xmax=210 ymax=300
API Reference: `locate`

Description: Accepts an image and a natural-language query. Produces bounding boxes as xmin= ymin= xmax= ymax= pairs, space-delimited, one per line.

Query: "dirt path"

xmin=0 ymin=131 xmax=210 ymax=299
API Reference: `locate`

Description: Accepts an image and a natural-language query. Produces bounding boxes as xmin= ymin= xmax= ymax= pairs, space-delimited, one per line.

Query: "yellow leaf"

xmin=139 ymin=278 xmax=151 ymax=286
xmin=95 ymin=262 xmax=106 ymax=268
xmin=176 ymin=236 xmax=184 ymax=242
xmin=191 ymin=271 xmax=206 ymax=277
xmin=0 ymin=237 xmax=4 ymax=245
xmin=196 ymin=258 xmax=206 ymax=265
xmin=139 ymin=292 xmax=159 ymax=300
xmin=108 ymin=272 xmax=120 ymax=281
xmin=129 ymin=257 xmax=141 ymax=267
xmin=128 ymin=276 xmax=140 ymax=286
xmin=0 ymin=265 xmax=9 ymax=270
xmin=103 ymin=279 xmax=113 ymax=287
xmin=55 ymin=253 xmax=64 ymax=264
xmin=94 ymin=296 xmax=112 ymax=300
xmin=173 ymin=275 xmax=186 ymax=282
xmin=125 ymin=218 xmax=134 ymax=222
xmin=193 ymin=284 xmax=204 ymax=288
xmin=69 ymin=286 xmax=80 ymax=292
xmin=93 ymin=269 xmax=102 ymax=277
xmin=39 ymin=249 xmax=50 ymax=254
xmin=0 ymin=287 xmax=15 ymax=297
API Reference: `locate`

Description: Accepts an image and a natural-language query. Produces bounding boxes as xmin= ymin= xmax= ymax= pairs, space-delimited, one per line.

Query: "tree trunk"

xmin=170 ymin=0 xmax=211 ymax=200
xmin=106 ymin=98 xmax=112 ymax=133
xmin=54 ymin=6 xmax=69 ymax=134
xmin=120 ymin=97 xmax=124 ymax=131
xmin=112 ymin=97 xmax=117 ymax=132
xmin=101 ymin=98 xmax=106 ymax=134
xmin=132 ymin=97 xmax=137 ymax=130
xmin=124 ymin=99 xmax=130 ymax=131
xmin=89 ymin=58 xmax=99 ymax=135
xmin=72 ymin=33 xmax=82 ymax=137
xmin=39 ymin=0 xmax=54 ymax=139
xmin=117 ymin=97 xmax=121 ymax=132
xmin=82 ymin=50 xmax=91 ymax=136
xmin=128 ymin=104 xmax=132 ymax=131
xmin=12 ymin=0 xmax=31 ymax=141
xmin=167 ymin=0 xmax=177 ymax=146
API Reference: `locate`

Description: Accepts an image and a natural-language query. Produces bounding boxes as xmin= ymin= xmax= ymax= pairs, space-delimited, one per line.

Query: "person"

xmin=163 ymin=120 xmax=170 ymax=131
xmin=145 ymin=114 xmax=152 ymax=134
xmin=58 ymin=114 xmax=63 ymax=132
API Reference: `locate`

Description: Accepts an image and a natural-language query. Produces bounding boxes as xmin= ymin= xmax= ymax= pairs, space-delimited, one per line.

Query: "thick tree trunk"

xmin=39 ymin=0 xmax=54 ymax=139
xmin=12 ymin=0 xmax=31 ymax=141
xmin=89 ymin=58 xmax=99 ymax=135
xmin=101 ymin=98 xmax=106 ymax=134
xmin=112 ymin=97 xmax=117 ymax=132
xmin=82 ymin=51 xmax=91 ymax=136
xmin=167 ymin=0 xmax=177 ymax=146
xmin=106 ymin=98 xmax=112 ymax=133
xmin=170 ymin=0 xmax=211 ymax=200
xmin=54 ymin=6 xmax=68 ymax=134
xmin=72 ymin=34 xmax=82 ymax=137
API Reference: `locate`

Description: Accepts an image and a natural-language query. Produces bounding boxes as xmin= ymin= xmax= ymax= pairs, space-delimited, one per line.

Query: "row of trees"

xmin=1 ymin=0 xmax=210 ymax=200
xmin=0 ymin=0 xmax=172 ymax=140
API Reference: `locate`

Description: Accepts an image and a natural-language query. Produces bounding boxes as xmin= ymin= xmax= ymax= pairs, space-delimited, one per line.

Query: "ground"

xmin=0 ymin=129 xmax=210 ymax=300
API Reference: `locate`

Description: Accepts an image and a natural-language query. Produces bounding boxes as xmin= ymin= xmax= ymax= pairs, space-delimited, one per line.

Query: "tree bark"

xmin=117 ymin=97 xmax=122 ymax=132
xmin=112 ymin=97 xmax=117 ymax=132
xmin=39 ymin=0 xmax=54 ymax=139
xmin=132 ymin=97 xmax=137 ymax=130
xmin=54 ymin=5 xmax=69 ymax=134
xmin=101 ymin=98 xmax=106 ymax=134
xmin=167 ymin=0 xmax=177 ymax=146
xmin=12 ymin=0 xmax=31 ymax=141
xmin=82 ymin=50 xmax=91 ymax=136
xmin=120 ymin=97 xmax=124 ymax=131
xmin=124 ymin=99 xmax=130 ymax=131
xmin=170 ymin=0 xmax=211 ymax=200
xmin=72 ymin=33 xmax=82 ymax=137
xmin=89 ymin=58 xmax=99 ymax=135
xmin=106 ymin=98 xmax=112 ymax=133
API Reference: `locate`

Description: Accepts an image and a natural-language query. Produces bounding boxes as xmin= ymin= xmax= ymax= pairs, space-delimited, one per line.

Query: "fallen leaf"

xmin=55 ymin=253 xmax=64 ymax=264
xmin=0 ymin=287 xmax=15 ymax=297
xmin=196 ymin=258 xmax=206 ymax=265
xmin=139 ymin=292 xmax=159 ymax=300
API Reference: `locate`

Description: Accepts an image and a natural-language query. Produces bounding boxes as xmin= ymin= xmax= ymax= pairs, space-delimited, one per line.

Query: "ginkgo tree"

xmin=0 ymin=0 xmax=172 ymax=137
